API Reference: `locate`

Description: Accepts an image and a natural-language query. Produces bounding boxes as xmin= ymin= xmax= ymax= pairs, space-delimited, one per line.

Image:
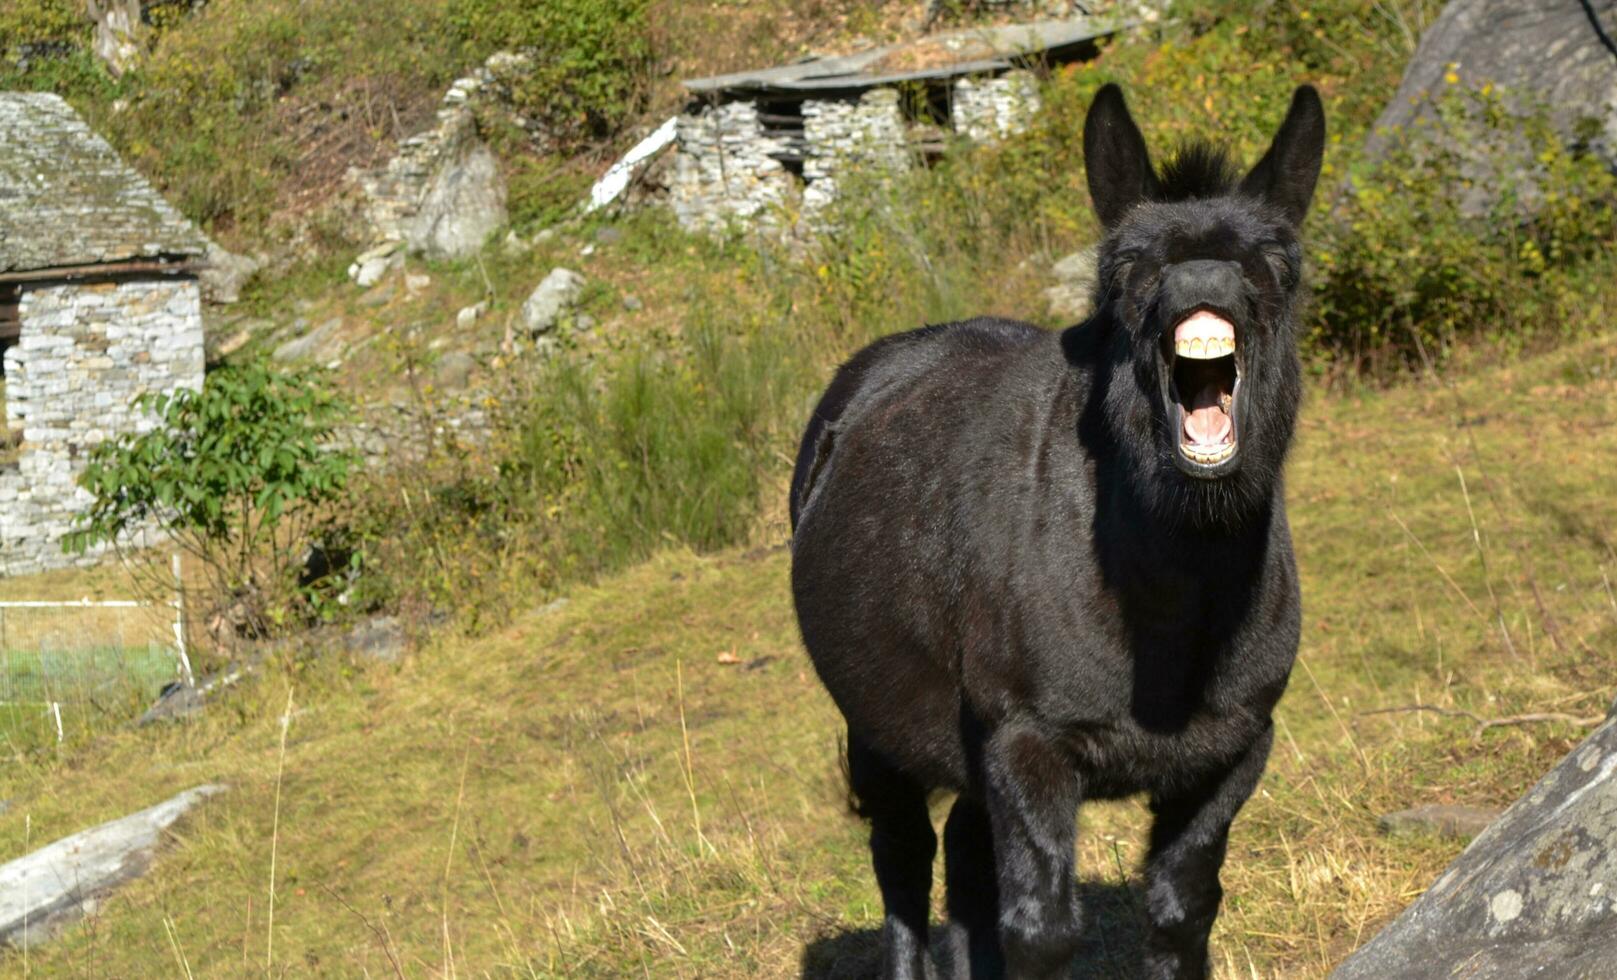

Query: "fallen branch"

xmin=1356 ymin=703 xmax=1606 ymax=739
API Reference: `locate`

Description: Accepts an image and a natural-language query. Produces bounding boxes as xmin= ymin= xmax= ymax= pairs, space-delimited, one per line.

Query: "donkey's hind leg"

xmin=939 ymin=795 xmax=1003 ymax=979
xmin=848 ymin=733 xmax=939 ymax=980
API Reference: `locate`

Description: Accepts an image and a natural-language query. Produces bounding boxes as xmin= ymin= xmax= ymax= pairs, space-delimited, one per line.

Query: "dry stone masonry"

xmin=669 ymin=101 xmax=797 ymax=233
xmin=801 ymin=89 xmax=912 ymax=223
xmin=671 ymin=19 xmax=1126 ymax=236
xmin=0 ymin=92 xmax=208 ymax=576
xmin=951 ymin=70 xmax=1041 ymax=143
xmin=348 ymin=56 xmax=513 ymax=262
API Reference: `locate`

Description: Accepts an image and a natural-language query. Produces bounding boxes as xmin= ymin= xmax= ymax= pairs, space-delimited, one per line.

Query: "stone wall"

xmin=0 ymin=278 xmax=205 ymax=576
xmin=670 ymin=70 xmax=1046 ymax=234
xmin=952 ymin=70 xmax=1041 ymax=143
xmin=349 ymin=61 xmax=509 ymax=259
xmin=669 ymin=100 xmax=797 ymax=233
xmin=801 ymin=89 xmax=911 ymax=225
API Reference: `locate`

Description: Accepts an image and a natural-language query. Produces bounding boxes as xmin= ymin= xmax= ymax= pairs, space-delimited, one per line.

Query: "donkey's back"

xmin=789 ymin=316 xmax=1048 ymax=533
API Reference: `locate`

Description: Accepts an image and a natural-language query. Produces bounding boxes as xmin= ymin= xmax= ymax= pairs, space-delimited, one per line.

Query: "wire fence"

xmin=0 ymin=558 xmax=191 ymax=749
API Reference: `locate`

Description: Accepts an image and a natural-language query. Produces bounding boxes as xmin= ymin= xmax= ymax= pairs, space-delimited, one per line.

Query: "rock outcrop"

xmin=0 ymin=784 xmax=227 ymax=948
xmin=348 ymin=62 xmax=511 ymax=261
xmin=1045 ymin=246 xmax=1097 ymax=322
xmin=1362 ymin=0 xmax=1617 ymax=206
xmin=199 ymin=241 xmax=261 ymax=305
xmin=1332 ymin=712 xmax=1617 ymax=979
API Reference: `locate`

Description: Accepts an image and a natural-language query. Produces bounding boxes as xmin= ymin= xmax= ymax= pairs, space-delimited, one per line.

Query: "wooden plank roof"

xmin=683 ymin=18 xmax=1125 ymax=99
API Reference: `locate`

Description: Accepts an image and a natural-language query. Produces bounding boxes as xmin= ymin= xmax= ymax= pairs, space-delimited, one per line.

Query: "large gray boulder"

xmin=0 ymin=784 xmax=227 ymax=948
xmin=521 ymin=268 xmax=586 ymax=336
xmin=350 ymin=72 xmax=508 ymax=260
xmin=407 ymin=140 xmax=506 ymax=259
xmin=1365 ymin=0 xmax=1617 ymax=173
xmin=1045 ymin=246 xmax=1098 ymax=323
xmin=1332 ymin=711 xmax=1617 ymax=979
xmin=199 ymin=241 xmax=262 ymax=305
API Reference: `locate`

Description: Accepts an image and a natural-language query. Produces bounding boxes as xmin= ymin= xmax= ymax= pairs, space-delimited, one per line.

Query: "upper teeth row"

xmin=1175 ymin=337 xmax=1236 ymax=359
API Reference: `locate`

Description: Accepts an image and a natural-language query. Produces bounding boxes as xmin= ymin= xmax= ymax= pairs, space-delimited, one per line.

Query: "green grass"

xmin=1 ymin=644 xmax=182 ymax=754
xmin=1 ymin=331 xmax=1614 ymax=976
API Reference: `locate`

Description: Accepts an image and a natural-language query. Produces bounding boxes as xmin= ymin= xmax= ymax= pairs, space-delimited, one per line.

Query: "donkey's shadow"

xmin=801 ymin=880 xmax=1146 ymax=979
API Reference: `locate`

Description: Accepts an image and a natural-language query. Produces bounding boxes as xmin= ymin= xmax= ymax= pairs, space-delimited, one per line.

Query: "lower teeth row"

xmin=1183 ymin=444 xmax=1235 ymax=464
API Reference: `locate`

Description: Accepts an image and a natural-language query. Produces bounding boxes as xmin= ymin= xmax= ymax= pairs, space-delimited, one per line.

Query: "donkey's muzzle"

xmin=1160 ymin=259 xmax=1245 ymax=329
xmin=1160 ymin=259 xmax=1246 ymax=476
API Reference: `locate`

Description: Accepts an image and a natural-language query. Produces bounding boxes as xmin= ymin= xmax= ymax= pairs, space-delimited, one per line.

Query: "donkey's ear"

xmin=1239 ymin=85 xmax=1326 ymax=227
xmin=1084 ymin=84 xmax=1158 ymax=229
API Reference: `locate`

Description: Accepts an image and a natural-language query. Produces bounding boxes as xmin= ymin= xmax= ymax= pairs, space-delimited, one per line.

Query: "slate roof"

xmin=0 ymin=92 xmax=206 ymax=276
xmin=683 ymin=18 xmax=1124 ymax=98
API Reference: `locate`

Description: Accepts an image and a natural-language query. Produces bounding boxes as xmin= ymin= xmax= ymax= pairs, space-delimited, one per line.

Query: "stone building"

xmin=0 ymin=92 xmax=207 ymax=575
xmin=670 ymin=19 xmax=1122 ymax=233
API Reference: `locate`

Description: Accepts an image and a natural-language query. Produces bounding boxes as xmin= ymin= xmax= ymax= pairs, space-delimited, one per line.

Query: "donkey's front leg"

xmin=1142 ymin=725 xmax=1274 ymax=980
xmin=983 ymin=720 xmax=1083 ymax=980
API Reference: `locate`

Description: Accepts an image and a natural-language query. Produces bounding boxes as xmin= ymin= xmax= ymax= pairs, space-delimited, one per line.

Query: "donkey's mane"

xmin=1155 ymin=141 xmax=1241 ymax=202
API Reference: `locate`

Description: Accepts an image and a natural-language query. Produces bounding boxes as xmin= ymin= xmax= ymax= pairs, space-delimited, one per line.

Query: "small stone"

xmin=349 ymin=241 xmax=403 ymax=287
xmin=520 ymin=268 xmax=586 ymax=336
xmin=574 ymin=313 xmax=597 ymax=332
xmin=434 ymin=351 xmax=477 ymax=390
xmin=621 ymin=293 xmax=644 ymax=312
xmin=345 ymin=615 xmax=407 ymax=662
xmin=501 ymin=230 xmax=531 ymax=257
xmin=595 ymin=226 xmax=624 ymax=245
xmin=455 ymin=302 xmax=487 ymax=329
xmin=1378 ymin=804 xmax=1501 ymax=840
xmin=359 ymin=280 xmax=397 ymax=309
xmin=404 ymin=273 xmax=432 ymax=295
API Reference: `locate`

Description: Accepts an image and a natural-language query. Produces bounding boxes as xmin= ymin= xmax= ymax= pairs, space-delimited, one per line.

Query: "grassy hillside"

xmin=3 ymin=1 xmax=1616 ymax=975
xmin=3 ymin=331 xmax=1614 ymax=977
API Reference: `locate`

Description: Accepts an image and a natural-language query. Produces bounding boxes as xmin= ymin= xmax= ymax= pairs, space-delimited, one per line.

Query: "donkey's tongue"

xmin=1183 ymin=382 xmax=1232 ymax=445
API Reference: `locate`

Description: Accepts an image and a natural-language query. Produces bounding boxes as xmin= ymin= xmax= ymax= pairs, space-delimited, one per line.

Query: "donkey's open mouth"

xmin=1168 ymin=310 xmax=1241 ymax=469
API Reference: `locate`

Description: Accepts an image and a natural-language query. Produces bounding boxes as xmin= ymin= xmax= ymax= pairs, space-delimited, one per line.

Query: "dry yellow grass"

xmin=1 ymin=333 xmax=1614 ymax=977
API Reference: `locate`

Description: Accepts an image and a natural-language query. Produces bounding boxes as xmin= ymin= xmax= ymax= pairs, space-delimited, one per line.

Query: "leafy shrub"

xmin=67 ymin=362 xmax=360 ymax=639
xmin=446 ymin=0 xmax=653 ymax=147
xmin=1310 ymin=86 xmax=1617 ymax=373
xmin=0 ymin=0 xmax=85 ymax=52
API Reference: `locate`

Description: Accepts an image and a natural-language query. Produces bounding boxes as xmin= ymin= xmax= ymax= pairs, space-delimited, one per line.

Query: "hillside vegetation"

xmin=1 ymin=0 xmax=1616 ymax=975
xmin=4 ymin=331 xmax=1616 ymax=976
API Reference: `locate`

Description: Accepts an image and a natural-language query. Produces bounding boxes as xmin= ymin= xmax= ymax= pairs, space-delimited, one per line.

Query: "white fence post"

xmin=172 ymin=552 xmax=194 ymax=688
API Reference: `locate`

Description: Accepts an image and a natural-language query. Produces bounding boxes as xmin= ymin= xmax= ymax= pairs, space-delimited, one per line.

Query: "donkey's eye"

xmin=1260 ymin=243 xmax=1297 ymax=285
xmin=1112 ymin=251 xmax=1141 ymax=277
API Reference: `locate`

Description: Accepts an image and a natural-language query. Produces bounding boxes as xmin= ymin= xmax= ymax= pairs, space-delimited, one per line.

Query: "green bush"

xmin=67 ymin=362 xmax=360 ymax=638
xmin=0 ymin=0 xmax=85 ymax=51
xmin=447 ymin=0 xmax=653 ymax=147
xmin=1310 ymin=86 xmax=1617 ymax=373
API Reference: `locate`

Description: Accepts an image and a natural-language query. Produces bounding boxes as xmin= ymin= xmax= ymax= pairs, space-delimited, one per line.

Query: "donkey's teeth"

xmin=1173 ymin=312 xmax=1237 ymax=360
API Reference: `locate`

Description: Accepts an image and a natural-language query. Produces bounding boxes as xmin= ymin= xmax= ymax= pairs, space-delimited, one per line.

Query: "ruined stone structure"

xmin=671 ymin=19 xmax=1122 ymax=233
xmin=0 ymin=92 xmax=207 ymax=575
xmin=347 ymin=53 xmax=514 ymax=262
